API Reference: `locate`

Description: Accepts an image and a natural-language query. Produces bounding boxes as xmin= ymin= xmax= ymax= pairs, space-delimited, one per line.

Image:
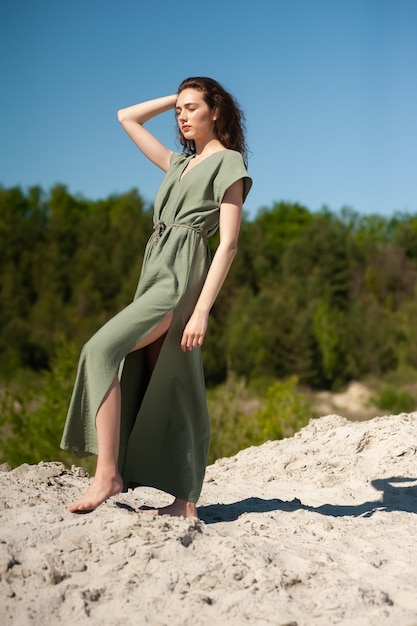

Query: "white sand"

xmin=1 ymin=413 xmax=417 ymax=626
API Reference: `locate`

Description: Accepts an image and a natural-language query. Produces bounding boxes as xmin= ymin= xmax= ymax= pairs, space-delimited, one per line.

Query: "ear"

xmin=212 ymin=106 xmax=219 ymax=122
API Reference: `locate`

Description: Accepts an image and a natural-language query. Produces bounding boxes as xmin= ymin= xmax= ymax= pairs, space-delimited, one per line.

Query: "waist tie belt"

xmin=152 ymin=221 xmax=206 ymax=249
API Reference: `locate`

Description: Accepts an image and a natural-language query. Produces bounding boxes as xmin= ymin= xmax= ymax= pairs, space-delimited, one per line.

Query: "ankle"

xmin=93 ymin=467 xmax=121 ymax=483
xmin=175 ymin=498 xmax=197 ymax=515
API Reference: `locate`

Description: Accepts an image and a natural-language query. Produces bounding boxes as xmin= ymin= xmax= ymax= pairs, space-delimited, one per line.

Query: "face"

xmin=175 ymin=88 xmax=217 ymax=144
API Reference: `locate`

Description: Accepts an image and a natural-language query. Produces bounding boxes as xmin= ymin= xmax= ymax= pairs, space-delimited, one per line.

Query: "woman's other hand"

xmin=180 ymin=310 xmax=208 ymax=352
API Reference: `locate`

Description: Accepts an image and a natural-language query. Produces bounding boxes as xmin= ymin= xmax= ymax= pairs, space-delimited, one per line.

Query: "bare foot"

xmin=68 ymin=474 xmax=123 ymax=513
xmin=137 ymin=497 xmax=197 ymax=518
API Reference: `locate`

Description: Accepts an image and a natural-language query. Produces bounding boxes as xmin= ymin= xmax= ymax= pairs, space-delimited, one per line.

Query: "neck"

xmin=194 ymin=137 xmax=225 ymax=157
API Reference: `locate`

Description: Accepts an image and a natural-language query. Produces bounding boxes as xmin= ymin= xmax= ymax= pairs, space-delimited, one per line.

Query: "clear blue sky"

xmin=1 ymin=0 xmax=416 ymax=217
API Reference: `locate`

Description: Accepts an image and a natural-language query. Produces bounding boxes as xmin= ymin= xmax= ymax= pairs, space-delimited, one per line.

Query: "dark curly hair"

xmin=176 ymin=77 xmax=248 ymax=167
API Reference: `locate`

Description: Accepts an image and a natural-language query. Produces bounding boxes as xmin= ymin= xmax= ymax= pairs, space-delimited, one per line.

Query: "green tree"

xmin=312 ymin=299 xmax=340 ymax=382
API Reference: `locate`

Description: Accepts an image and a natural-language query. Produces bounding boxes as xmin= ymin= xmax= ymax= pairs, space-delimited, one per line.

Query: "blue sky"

xmin=1 ymin=0 xmax=416 ymax=217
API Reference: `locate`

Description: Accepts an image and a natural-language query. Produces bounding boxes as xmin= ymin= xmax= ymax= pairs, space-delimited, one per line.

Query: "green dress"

xmin=60 ymin=149 xmax=252 ymax=502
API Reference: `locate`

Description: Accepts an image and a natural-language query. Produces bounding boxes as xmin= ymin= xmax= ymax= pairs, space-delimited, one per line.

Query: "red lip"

xmin=182 ymin=125 xmax=191 ymax=131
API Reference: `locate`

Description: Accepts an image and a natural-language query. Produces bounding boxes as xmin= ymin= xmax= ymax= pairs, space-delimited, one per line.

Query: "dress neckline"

xmin=179 ymin=150 xmax=227 ymax=182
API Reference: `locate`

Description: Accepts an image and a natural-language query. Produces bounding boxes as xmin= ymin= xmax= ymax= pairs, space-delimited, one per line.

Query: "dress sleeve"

xmin=214 ymin=151 xmax=253 ymax=205
xmin=169 ymin=152 xmax=186 ymax=168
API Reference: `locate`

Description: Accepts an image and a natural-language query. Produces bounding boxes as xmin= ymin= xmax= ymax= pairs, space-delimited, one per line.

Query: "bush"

xmin=370 ymin=386 xmax=416 ymax=414
xmin=207 ymin=375 xmax=260 ymax=464
xmin=0 ymin=340 xmax=94 ymax=473
xmin=247 ymin=375 xmax=312 ymax=442
xmin=207 ymin=375 xmax=312 ymax=463
xmin=0 ymin=348 xmax=310 ymax=472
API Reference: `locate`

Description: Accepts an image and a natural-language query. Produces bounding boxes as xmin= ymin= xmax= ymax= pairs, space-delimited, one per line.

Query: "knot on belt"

xmin=154 ymin=221 xmax=167 ymax=239
xmin=152 ymin=221 xmax=206 ymax=249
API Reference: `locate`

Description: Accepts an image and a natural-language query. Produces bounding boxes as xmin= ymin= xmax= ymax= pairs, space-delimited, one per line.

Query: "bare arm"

xmin=180 ymin=178 xmax=244 ymax=352
xmin=117 ymin=94 xmax=177 ymax=172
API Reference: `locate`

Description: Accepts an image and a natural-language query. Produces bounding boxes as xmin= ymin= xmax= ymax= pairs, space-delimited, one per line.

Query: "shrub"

xmin=207 ymin=375 xmax=312 ymax=463
xmin=370 ymin=386 xmax=416 ymax=414
xmin=247 ymin=375 xmax=312 ymax=442
xmin=0 ymin=340 xmax=94 ymax=473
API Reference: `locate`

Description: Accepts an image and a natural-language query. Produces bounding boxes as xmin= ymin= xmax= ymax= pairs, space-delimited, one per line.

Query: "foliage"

xmin=1 ymin=357 xmax=311 ymax=469
xmin=370 ymin=386 xmax=416 ymax=414
xmin=207 ymin=375 xmax=312 ymax=464
xmin=3 ymin=182 xmax=417 ymax=468
xmin=1 ymin=182 xmax=417 ymax=412
xmin=0 ymin=184 xmax=151 ymax=378
xmin=207 ymin=375 xmax=259 ymax=464
xmin=0 ymin=340 xmax=94 ymax=473
xmin=245 ymin=376 xmax=312 ymax=442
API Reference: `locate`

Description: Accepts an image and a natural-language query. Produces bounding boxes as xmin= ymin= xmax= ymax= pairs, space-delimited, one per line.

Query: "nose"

xmin=178 ymin=109 xmax=187 ymax=123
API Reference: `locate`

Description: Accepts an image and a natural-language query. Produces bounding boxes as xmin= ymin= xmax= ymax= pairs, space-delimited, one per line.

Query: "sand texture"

xmin=1 ymin=413 xmax=417 ymax=626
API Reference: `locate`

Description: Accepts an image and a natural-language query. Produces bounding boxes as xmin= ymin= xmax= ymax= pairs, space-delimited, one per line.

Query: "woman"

xmin=61 ymin=77 xmax=252 ymax=517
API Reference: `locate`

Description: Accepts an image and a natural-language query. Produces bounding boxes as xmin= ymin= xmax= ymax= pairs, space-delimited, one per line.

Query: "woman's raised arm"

xmin=117 ymin=94 xmax=177 ymax=172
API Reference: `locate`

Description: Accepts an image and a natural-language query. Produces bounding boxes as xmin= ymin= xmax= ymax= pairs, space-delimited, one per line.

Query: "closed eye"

xmin=176 ymin=103 xmax=198 ymax=115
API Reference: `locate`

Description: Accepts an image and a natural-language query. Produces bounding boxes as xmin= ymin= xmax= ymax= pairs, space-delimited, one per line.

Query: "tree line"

xmin=1 ymin=183 xmax=417 ymax=390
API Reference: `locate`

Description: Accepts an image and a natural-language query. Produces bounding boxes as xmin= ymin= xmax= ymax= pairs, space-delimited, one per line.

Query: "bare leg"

xmin=68 ymin=375 xmax=123 ymax=512
xmin=68 ymin=312 xmax=174 ymax=513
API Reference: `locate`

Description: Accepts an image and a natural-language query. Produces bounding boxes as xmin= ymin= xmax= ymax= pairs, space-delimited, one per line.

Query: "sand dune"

xmin=1 ymin=413 xmax=417 ymax=626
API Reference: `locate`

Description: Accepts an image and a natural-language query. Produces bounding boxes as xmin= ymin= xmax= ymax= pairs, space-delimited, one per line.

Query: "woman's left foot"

xmin=67 ymin=473 xmax=123 ymax=513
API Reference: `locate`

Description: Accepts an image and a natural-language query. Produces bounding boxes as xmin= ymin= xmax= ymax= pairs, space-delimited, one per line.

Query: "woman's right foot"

xmin=136 ymin=497 xmax=197 ymax=518
xmin=67 ymin=473 xmax=123 ymax=513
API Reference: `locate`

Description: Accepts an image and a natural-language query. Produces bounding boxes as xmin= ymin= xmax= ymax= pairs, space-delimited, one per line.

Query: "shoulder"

xmin=218 ymin=149 xmax=246 ymax=165
xmin=215 ymin=150 xmax=252 ymax=203
xmin=217 ymin=150 xmax=250 ymax=179
xmin=169 ymin=152 xmax=188 ymax=169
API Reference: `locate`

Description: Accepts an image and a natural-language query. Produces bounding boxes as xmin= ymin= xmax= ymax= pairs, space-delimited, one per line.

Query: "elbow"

xmin=222 ymin=241 xmax=238 ymax=259
xmin=117 ymin=109 xmax=144 ymax=128
xmin=117 ymin=108 xmax=127 ymax=124
xmin=117 ymin=108 xmax=136 ymax=125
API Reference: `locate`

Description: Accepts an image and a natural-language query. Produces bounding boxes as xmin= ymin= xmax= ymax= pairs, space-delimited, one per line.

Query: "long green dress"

xmin=60 ymin=149 xmax=252 ymax=503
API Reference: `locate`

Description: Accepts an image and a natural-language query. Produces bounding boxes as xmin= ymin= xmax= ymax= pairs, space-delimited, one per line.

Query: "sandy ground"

xmin=1 ymin=413 xmax=417 ymax=626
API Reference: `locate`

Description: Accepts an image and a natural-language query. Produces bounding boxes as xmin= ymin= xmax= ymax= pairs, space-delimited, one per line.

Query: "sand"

xmin=1 ymin=413 xmax=417 ymax=626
